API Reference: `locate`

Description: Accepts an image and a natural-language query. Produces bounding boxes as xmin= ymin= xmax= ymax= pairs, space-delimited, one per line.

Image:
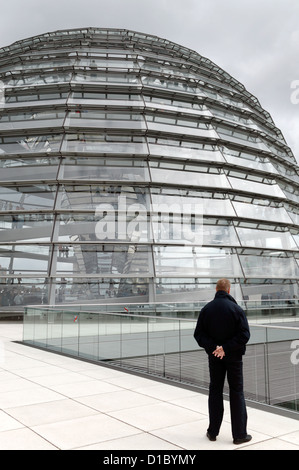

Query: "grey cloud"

xmin=0 ymin=0 xmax=298 ymax=159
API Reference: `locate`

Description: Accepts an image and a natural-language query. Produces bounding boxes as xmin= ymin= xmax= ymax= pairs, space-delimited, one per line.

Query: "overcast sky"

xmin=0 ymin=0 xmax=298 ymax=161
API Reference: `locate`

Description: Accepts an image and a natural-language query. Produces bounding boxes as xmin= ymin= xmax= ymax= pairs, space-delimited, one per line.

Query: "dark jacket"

xmin=194 ymin=290 xmax=250 ymax=358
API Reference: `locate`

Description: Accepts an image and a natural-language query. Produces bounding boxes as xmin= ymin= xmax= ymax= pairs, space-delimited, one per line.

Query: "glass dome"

xmin=0 ymin=27 xmax=298 ymax=309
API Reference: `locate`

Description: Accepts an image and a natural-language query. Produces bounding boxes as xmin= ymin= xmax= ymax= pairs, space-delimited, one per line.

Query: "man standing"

xmin=194 ymin=278 xmax=252 ymax=445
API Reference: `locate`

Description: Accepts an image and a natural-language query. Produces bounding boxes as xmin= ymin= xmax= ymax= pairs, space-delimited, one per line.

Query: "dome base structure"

xmin=0 ymin=28 xmax=299 ymax=311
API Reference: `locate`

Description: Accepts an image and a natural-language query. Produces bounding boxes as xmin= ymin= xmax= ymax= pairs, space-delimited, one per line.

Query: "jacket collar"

xmin=215 ymin=290 xmax=237 ymax=304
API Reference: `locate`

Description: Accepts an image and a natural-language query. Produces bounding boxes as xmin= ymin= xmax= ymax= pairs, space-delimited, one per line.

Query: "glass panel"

xmin=155 ymin=278 xmax=217 ymax=303
xmin=57 ymin=184 xmax=150 ymax=211
xmin=151 ymin=168 xmax=230 ymax=188
xmin=23 ymin=307 xmax=35 ymax=343
xmin=2 ymin=59 xmax=76 ymax=72
xmin=203 ymin=224 xmax=240 ymax=246
xmin=72 ymin=72 xmax=140 ymax=84
xmin=5 ymin=91 xmax=68 ymax=104
xmin=232 ymin=201 xmax=293 ymax=224
xmin=221 ymin=147 xmax=278 ymax=174
xmin=0 ymin=110 xmax=65 ymax=123
xmin=237 ymin=227 xmax=297 ymax=250
xmin=54 ymin=244 xmax=153 ymax=276
xmin=141 ymin=75 xmax=198 ymax=93
xmin=147 ymin=121 xmax=217 ymax=138
xmin=0 ymin=213 xmax=53 ymax=242
xmin=148 ymin=144 xmax=225 ymax=163
xmin=59 ymin=157 xmax=150 ymax=182
xmin=228 ymin=177 xmax=286 ymax=199
xmin=150 ymin=194 xmax=203 ymax=245
xmin=61 ymin=309 xmax=79 ymax=356
xmin=5 ymin=73 xmax=72 ymax=86
xmin=151 ymin=213 xmax=202 ymax=245
xmin=223 ymin=152 xmax=278 ymax=175
xmin=144 ymin=93 xmax=206 ymax=111
xmin=75 ymin=58 xmax=137 ymax=68
xmin=154 ymin=246 xmax=243 ymax=277
xmin=78 ymin=311 xmax=99 ymax=360
xmin=240 ymin=280 xmax=299 ymax=303
xmin=0 ymin=157 xmax=59 ymax=182
xmin=66 ymin=110 xmax=143 ymax=121
xmin=57 ymin=211 xmax=152 ymax=244
xmin=0 ymin=278 xmax=49 ymax=308
xmin=98 ymin=313 xmax=121 ymax=360
xmin=240 ymin=254 xmax=299 ymax=278
xmin=151 ymin=193 xmax=203 ymax=213
xmin=53 ymin=277 xmax=150 ymax=303
xmin=0 ymin=184 xmax=56 ymax=212
xmin=62 ymin=134 xmax=147 ymax=155
xmin=121 ymin=314 xmax=148 ymax=360
xmin=46 ymin=309 xmax=63 ymax=352
xmin=288 ymin=212 xmax=299 ymax=228
xmin=70 ymin=91 xmax=142 ymax=102
xmin=0 ymin=245 xmax=51 ymax=275
xmin=0 ymin=134 xmax=62 ymax=154
xmin=65 ymin=113 xmax=145 ymax=131
xmin=32 ymin=308 xmax=49 ymax=348
xmin=148 ymin=317 xmax=180 ymax=365
xmin=156 ymin=278 xmax=196 ymax=295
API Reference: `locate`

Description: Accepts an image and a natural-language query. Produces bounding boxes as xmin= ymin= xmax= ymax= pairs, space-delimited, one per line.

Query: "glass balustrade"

xmin=23 ymin=303 xmax=299 ymax=414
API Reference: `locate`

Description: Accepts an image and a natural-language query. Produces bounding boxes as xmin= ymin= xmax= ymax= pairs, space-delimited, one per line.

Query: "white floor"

xmin=0 ymin=322 xmax=299 ymax=450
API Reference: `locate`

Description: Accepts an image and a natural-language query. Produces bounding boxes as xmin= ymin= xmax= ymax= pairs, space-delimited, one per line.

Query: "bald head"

xmin=216 ymin=278 xmax=231 ymax=293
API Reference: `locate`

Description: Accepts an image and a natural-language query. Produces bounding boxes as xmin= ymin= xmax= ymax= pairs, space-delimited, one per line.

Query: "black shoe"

xmin=233 ymin=434 xmax=252 ymax=445
xmin=206 ymin=432 xmax=216 ymax=441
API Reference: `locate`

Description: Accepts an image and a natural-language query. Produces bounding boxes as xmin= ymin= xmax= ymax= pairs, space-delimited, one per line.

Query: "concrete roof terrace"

xmin=0 ymin=321 xmax=299 ymax=451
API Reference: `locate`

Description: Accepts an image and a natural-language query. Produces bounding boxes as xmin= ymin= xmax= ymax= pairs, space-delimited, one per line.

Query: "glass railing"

xmin=23 ymin=304 xmax=299 ymax=415
xmin=25 ymin=298 xmax=299 ymax=322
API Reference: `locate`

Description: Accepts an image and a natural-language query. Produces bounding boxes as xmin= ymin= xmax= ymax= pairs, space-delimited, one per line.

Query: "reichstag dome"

xmin=0 ymin=27 xmax=299 ymax=310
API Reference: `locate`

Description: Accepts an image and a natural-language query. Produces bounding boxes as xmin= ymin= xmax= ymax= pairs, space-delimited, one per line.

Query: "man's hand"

xmin=213 ymin=345 xmax=225 ymax=359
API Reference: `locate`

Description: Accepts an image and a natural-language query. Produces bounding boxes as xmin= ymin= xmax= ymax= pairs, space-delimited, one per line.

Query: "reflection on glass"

xmin=148 ymin=143 xmax=224 ymax=162
xmin=57 ymin=184 xmax=150 ymax=211
xmin=53 ymin=277 xmax=150 ymax=303
xmin=154 ymin=246 xmax=242 ymax=277
xmin=72 ymin=72 xmax=140 ymax=84
xmin=54 ymin=244 xmax=153 ymax=276
xmin=0 ymin=134 xmax=62 ymax=154
xmin=203 ymin=224 xmax=239 ymax=246
xmin=240 ymin=280 xmax=298 ymax=303
xmin=0 ymin=157 xmax=59 ymax=182
xmin=233 ymin=201 xmax=292 ymax=224
xmin=0 ymin=213 xmax=53 ymax=242
xmin=59 ymin=157 xmax=150 ymax=182
xmin=0 ymin=245 xmax=51 ymax=274
xmin=61 ymin=134 xmax=147 ymax=154
xmin=229 ymin=177 xmax=286 ymax=198
xmin=0 ymin=278 xmax=49 ymax=308
xmin=237 ymin=227 xmax=297 ymax=250
xmin=240 ymin=254 xmax=299 ymax=278
xmin=151 ymin=168 xmax=230 ymax=188
xmin=0 ymin=185 xmax=56 ymax=211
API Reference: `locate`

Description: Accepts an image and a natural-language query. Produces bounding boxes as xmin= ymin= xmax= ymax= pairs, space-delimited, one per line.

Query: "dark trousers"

xmin=207 ymin=354 xmax=247 ymax=439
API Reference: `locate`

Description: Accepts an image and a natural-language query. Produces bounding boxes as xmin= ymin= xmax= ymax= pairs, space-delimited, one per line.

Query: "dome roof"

xmin=0 ymin=28 xmax=298 ymax=310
